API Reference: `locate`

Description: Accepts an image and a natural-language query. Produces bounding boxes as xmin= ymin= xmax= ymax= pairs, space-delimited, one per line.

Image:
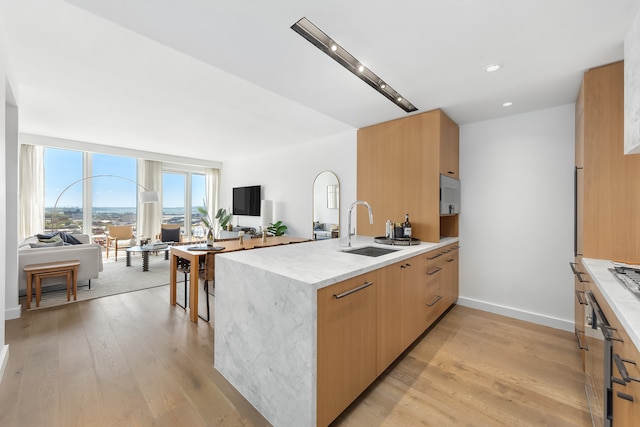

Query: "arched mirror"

xmin=313 ymin=171 xmax=340 ymax=240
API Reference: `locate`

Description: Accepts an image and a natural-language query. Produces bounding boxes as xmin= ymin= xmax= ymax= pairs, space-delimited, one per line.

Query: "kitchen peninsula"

xmin=214 ymin=235 xmax=460 ymax=427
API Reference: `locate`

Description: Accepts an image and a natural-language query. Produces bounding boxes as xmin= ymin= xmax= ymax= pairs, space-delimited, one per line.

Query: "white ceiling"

xmin=1 ymin=0 xmax=639 ymax=162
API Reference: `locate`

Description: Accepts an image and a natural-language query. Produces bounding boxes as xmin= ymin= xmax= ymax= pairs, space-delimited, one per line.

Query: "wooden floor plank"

xmin=1 ymin=290 xmax=590 ymax=427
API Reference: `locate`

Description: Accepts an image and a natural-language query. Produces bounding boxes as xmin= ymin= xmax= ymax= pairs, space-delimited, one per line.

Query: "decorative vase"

xmin=206 ymin=228 xmax=214 ymax=246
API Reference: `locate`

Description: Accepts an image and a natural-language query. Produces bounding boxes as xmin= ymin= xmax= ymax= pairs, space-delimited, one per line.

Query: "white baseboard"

xmin=5 ymin=303 xmax=21 ymax=320
xmin=0 ymin=344 xmax=8 ymax=383
xmin=456 ymin=296 xmax=573 ymax=333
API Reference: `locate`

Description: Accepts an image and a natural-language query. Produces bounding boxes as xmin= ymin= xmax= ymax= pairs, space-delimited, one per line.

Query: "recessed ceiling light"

xmin=291 ymin=17 xmax=418 ymax=113
xmin=502 ymin=101 xmax=513 ymax=107
xmin=485 ymin=64 xmax=501 ymax=73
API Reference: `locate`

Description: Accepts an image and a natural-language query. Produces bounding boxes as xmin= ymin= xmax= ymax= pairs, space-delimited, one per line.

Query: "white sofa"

xmin=18 ymin=234 xmax=103 ymax=295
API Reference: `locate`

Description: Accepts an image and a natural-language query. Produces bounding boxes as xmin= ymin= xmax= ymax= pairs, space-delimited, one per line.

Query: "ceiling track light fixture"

xmin=291 ymin=17 xmax=418 ymax=113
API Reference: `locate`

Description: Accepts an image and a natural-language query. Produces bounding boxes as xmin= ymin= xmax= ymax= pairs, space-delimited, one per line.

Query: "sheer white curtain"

xmin=205 ymin=168 xmax=220 ymax=227
xmin=19 ymin=144 xmax=44 ymax=240
xmin=138 ymin=159 xmax=162 ymax=240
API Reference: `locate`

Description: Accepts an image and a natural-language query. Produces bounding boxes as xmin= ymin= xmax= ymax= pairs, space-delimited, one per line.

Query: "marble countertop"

xmin=582 ymin=258 xmax=640 ymax=351
xmin=216 ymin=235 xmax=459 ymax=290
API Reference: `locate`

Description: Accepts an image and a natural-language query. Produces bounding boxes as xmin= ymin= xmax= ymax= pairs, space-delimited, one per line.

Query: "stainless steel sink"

xmin=342 ymin=246 xmax=400 ymax=257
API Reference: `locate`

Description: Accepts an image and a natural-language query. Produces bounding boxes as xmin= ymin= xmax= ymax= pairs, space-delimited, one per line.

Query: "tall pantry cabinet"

xmin=573 ymin=61 xmax=640 ymax=372
xmin=356 ymin=109 xmax=459 ymax=242
xmin=576 ymin=61 xmax=640 ymax=264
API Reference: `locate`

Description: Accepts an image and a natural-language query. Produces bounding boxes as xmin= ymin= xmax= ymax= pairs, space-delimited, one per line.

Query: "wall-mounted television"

xmin=232 ymin=185 xmax=261 ymax=216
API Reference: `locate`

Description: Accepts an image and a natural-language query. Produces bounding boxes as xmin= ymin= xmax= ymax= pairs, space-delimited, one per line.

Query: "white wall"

xmin=0 ymin=15 xmax=19 ymax=381
xmin=220 ymin=130 xmax=357 ymax=240
xmin=458 ymin=104 xmax=576 ymax=331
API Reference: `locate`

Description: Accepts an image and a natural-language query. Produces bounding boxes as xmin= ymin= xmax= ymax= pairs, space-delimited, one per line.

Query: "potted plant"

xmin=197 ymin=201 xmax=232 ymax=241
xmin=215 ymin=208 xmax=233 ymax=232
xmin=267 ymin=220 xmax=288 ymax=236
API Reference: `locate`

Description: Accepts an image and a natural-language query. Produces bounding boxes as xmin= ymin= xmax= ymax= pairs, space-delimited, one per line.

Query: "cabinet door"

xmin=440 ymin=112 xmax=460 ymax=178
xmin=571 ymin=258 xmax=588 ymax=371
xmin=377 ymin=262 xmax=405 ymax=375
xmin=425 ymin=261 xmax=447 ymax=325
xmin=357 ymin=111 xmax=441 ymax=242
xmin=317 ymin=271 xmax=377 ymax=427
xmin=442 ymin=246 xmax=459 ymax=306
xmin=582 ymin=61 xmax=640 ymax=262
xmin=402 ymin=257 xmax=429 ymax=348
xmin=612 ymin=336 xmax=640 ymax=425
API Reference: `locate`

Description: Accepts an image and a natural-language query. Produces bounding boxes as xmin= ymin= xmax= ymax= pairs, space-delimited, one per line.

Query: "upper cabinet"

xmin=579 ymin=61 xmax=640 ymax=262
xmin=357 ymin=109 xmax=459 ymax=243
xmin=439 ymin=112 xmax=460 ymax=178
xmin=624 ymin=9 xmax=640 ymax=155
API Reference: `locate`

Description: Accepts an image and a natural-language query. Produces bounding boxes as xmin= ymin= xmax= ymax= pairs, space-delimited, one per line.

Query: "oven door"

xmin=585 ymin=291 xmax=612 ymax=427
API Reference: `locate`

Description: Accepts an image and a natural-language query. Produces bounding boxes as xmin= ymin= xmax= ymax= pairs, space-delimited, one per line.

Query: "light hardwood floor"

xmin=0 ymin=289 xmax=591 ymax=426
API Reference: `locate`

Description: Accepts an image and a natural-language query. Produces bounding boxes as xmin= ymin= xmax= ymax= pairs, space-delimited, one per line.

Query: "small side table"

xmin=23 ymin=260 xmax=81 ymax=309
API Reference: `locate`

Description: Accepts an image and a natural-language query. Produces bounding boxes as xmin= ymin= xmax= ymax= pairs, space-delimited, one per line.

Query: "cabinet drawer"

xmin=425 ymin=282 xmax=445 ymax=324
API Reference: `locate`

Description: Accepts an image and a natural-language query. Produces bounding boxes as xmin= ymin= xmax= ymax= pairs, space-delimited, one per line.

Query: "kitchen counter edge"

xmin=582 ymin=258 xmax=640 ymax=351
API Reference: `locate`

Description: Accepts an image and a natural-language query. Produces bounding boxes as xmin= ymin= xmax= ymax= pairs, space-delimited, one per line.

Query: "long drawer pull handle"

xmin=427 ymin=267 xmax=443 ymax=276
xmin=427 ymin=295 xmax=443 ymax=307
xmin=602 ymin=325 xmax=624 ymax=342
xmin=334 ymin=281 xmax=373 ymax=299
xmin=616 ymin=391 xmax=634 ymax=402
xmin=613 ymin=353 xmax=640 ymax=383
xmin=570 ymin=262 xmax=579 ymax=274
xmin=575 ymin=290 xmax=588 ymax=305
xmin=426 ymin=252 xmax=443 ymax=260
xmin=575 ymin=329 xmax=588 ymax=350
xmin=575 ymin=272 xmax=590 ymax=283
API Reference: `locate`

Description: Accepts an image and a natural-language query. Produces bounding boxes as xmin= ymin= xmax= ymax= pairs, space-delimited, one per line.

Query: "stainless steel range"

xmin=609 ymin=265 xmax=640 ymax=300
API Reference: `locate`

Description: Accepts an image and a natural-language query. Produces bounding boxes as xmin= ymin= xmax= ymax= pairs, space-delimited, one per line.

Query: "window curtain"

xmin=19 ymin=144 xmax=44 ymax=240
xmin=205 ymin=168 xmax=220 ymax=228
xmin=138 ymin=159 xmax=162 ymax=240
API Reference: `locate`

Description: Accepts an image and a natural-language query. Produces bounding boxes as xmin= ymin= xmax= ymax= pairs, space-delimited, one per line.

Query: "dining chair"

xmin=175 ymin=257 xmax=190 ymax=310
xmin=197 ymin=252 xmax=215 ymax=322
xmin=159 ymin=224 xmax=182 ymax=243
xmin=106 ymin=225 xmax=135 ymax=261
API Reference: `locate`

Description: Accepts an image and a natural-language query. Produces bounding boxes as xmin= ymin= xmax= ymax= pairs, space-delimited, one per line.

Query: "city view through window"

xmin=44 ymin=148 xmax=207 ymax=243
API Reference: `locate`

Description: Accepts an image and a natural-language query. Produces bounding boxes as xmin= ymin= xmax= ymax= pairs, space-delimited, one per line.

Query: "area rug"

xmin=25 ymin=252 xmax=178 ymax=310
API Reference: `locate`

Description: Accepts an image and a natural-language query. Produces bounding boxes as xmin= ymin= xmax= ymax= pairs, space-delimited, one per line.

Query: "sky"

xmin=44 ymin=148 xmax=205 ymax=209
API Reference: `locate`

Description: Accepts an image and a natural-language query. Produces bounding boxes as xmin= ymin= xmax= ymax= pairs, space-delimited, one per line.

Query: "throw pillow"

xmin=38 ymin=234 xmax=63 ymax=244
xmin=29 ymin=240 xmax=64 ymax=248
xmin=36 ymin=231 xmax=83 ymax=245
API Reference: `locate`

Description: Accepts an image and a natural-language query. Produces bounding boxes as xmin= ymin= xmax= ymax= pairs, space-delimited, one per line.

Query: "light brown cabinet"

xmin=570 ymin=258 xmax=588 ymax=371
xmin=357 ymin=109 xmax=459 ymax=243
xmin=588 ymin=281 xmax=640 ymax=427
xmin=377 ymin=257 xmax=419 ymax=374
xmin=317 ymin=271 xmax=378 ymax=427
xmin=577 ymin=61 xmax=640 ymax=262
xmin=317 ymin=244 xmax=459 ymax=426
xmin=439 ymin=112 xmax=460 ymax=179
xmin=377 ymin=262 xmax=405 ymax=373
xmin=401 ymin=256 xmax=430 ymax=349
xmin=441 ymin=245 xmax=459 ymax=307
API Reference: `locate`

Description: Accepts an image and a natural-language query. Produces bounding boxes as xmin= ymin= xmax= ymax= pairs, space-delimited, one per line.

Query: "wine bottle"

xmin=403 ymin=213 xmax=412 ymax=238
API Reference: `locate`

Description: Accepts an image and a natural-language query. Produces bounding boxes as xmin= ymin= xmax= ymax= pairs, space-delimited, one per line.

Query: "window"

xmin=41 ymin=146 xmax=210 ymax=240
xmin=44 ymin=148 xmax=83 ymax=232
xmin=91 ymin=153 xmax=138 ymax=237
xmin=162 ymin=171 xmax=206 ymax=240
xmin=163 ymin=172 xmax=186 ymax=235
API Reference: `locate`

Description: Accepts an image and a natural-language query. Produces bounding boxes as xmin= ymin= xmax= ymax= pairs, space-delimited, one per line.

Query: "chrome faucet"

xmin=347 ymin=200 xmax=374 ymax=247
